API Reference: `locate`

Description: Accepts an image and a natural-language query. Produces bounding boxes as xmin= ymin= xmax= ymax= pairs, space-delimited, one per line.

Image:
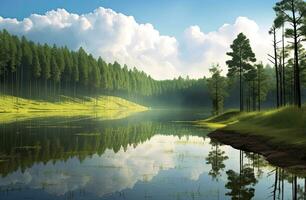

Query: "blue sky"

xmin=0 ymin=0 xmax=275 ymax=79
xmin=1 ymin=0 xmax=277 ymax=37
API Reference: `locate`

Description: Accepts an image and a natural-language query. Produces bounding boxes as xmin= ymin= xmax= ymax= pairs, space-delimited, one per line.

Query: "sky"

xmin=0 ymin=0 xmax=278 ymax=79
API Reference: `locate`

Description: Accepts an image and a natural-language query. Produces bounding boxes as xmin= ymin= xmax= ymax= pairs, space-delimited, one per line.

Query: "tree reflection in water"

xmin=2 ymin=112 xmax=306 ymax=199
xmin=225 ymin=151 xmax=257 ymax=200
xmin=206 ymin=139 xmax=228 ymax=181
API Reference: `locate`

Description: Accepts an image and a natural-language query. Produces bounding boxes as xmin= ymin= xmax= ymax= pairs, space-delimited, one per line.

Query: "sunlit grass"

xmin=0 ymin=95 xmax=148 ymax=123
xmin=196 ymin=106 xmax=306 ymax=146
xmin=194 ymin=122 xmax=226 ymax=129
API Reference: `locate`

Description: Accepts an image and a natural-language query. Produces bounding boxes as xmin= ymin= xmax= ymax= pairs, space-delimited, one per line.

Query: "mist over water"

xmin=0 ymin=110 xmax=304 ymax=200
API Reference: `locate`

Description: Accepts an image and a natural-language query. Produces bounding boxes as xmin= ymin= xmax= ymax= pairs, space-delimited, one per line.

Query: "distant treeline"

xmin=0 ymin=29 xmax=211 ymax=106
xmin=0 ymin=29 xmax=290 ymax=108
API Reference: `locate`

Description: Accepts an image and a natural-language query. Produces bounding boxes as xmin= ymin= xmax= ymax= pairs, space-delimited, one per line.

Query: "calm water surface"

xmin=0 ymin=110 xmax=305 ymax=200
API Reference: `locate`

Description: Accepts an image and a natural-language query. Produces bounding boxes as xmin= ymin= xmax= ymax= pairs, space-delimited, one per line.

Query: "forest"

xmin=0 ymin=29 xmax=209 ymax=107
xmin=0 ymin=29 xmax=280 ymax=108
xmin=207 ymin=0 xmax=305 ymax=114
xmin=0 ymin=1 xmax=304 ymax=111
xmin=0 ymin=1 xmax=306 ymax=200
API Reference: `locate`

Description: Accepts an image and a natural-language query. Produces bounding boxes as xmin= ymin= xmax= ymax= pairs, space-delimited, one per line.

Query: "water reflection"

xmin=206 ymin=139 xmax=228 ymax=181
xmin=225 ymin=151 xmax=257 ymax=200
xmin=0 ymin=110 xmax=306 ymax=199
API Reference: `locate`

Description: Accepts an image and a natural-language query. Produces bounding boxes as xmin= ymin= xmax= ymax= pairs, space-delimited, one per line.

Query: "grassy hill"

xmin=195 ymin=107 xmax=306 ymax=170
xmin=196 ymin=106 xmax=306 ymax=146
xmin=0 ymin=95 xmax=148 ymax=123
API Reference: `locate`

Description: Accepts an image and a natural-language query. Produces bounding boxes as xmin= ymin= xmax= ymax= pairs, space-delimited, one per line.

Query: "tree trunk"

xmin=74 ymin=82 xmax=76 ymax=98
xmin=3 ymin=70 xmax=6 ymax=95
xmin=291 ymin=70 xmax=294 ymax=104
xmin=29 ymin=79 xmax=31 ymax=99
xmin=279 ymin=57 xmax=283 ymax=106
xmin=16 ymin=68 xmax=19 ymax=111
xmin=252 ymin=81 xmax=256 ymax=111
xmin=273 ymin=28 xmax=280 ymax=108
xmin=11 ymin=71 xmax=14 ymax=96
xmin=45 ymin=79 xmax=47 ymax=98
xmin=292 ymin=0 xmax=301 ymax=108
xmin=239 ymin=49 xmax=243 ymax=112
xmin=215 ymin=80 xmax=218 ymax=115
xmin=282 ymin=25 xmax=286 ymax=105
xmin=273 ymin=168 xmax=278 ymax=200
xmin=257 ymin=66 xmax=261 ymax=111
xmin=54 ymin=80 xmax=56 ymax=98
xmin=292 ymin=175 xmax=297 ymax=200
xmin=58 ymin=81 xmax=61 ymax=102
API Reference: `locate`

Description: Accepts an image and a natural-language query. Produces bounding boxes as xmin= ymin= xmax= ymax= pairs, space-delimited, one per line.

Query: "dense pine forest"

xmin=0 ymin=15 xmax=305 ymax=110
xmin=0 ymin=29 xmax=213 ymax=107
xmin=0 ymin=29 xmax=279 ymax=108
xmin=208 ymin=0 xmax=306 ymax=114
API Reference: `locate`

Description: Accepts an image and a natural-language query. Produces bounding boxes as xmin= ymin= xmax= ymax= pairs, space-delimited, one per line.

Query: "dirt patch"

xmin=209 ymin=130 xmax=306 ymax=171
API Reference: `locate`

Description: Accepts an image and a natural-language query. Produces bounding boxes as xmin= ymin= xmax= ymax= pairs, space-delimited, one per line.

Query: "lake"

xmin=0 ymin=110 xmax=305 ymax=200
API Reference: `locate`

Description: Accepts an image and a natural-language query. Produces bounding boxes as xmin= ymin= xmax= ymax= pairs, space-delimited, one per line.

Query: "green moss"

xmin=196 ymin=106 xmax=306 ymax=146
xmin=0 ymin=95 xmax=148 ymax=123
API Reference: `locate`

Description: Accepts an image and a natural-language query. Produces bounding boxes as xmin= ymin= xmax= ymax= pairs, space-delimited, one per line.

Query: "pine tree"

xmin=274 ymin=0 xmax=306 ymax=107
xmin=39 ymin=44 xmax=51 ymax=97
xmin=98 ymin=57 xmax=107 ymax=91
xmin=71 ymin=52 xmax=79 ymax=97
xmin=207 ymin=64 xmax=227 ymax=115
xmin=226 ymin=33 xmax=256 ymax=111
xmin=21 ymin=36 xmax=33 ymax=97
xmin=0 ymin=30 xmax=11 ymax=94
xmin=32 ymin=46 xmax=41 ymax=97
xmin=274 ymin=14 xmax=287 ymax=106
xmin=7 ymin=33 xmax=18 ymax=95
xmin=254 ymin=63 xmax=269 ymax=111
xmin=50 ymin=47 xmax=60 ymax=96
xmin=78 ymin=47 xmax=89 ymax=90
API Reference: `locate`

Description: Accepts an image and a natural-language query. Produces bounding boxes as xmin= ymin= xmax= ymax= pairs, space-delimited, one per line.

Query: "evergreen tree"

xmin=32 ymin=47 xmax=41 ymax=80
xmin=62 ymin=47 xmax=73 ymax=93
xmin=78 ymin=47 xmax=89 ymax=88
xmin=207 ymin=64 xmax=227 ymax=115
xmin=274 ymin=14 xmax=287 ymax=106
xmin=255 ymin=63 xmax=269 ymax=110
xmin=244 ymin=65 xmax=257 ymax=111
xmin=71 ymin=52 xmax=79 ymax=97
xmin=31 ymin=46 xmax=41 ymax=97
xmin=274 ymin=0 xmax=306 ymax=107
xmin=98 ymin=57 xmax=107 ymax=90
xmin=8 ymin=34 xmax=17 ymax=75
xmin=0 ymin=30 xmax=278 ymax=108
xmin=50 ymin=47 xmax=60 ymax=95
xmin=226 ymin=33 xmax=256 ymax=111
xmin=21 ymin=36 xmax=33 ymax=97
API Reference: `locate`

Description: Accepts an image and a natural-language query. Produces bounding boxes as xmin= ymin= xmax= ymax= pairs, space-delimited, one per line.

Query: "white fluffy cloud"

xmin=0 ymin=135 xmax=210 ymax=197
xmin=0 ymin=8 xmax=272 ymax=79
xmin=180 ymin=17 xmax=272 ymax=77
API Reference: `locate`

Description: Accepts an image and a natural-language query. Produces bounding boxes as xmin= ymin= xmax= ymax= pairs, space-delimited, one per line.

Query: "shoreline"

xmin=209 ymin=130 xmax=306 ymax=171
xmin=0 ymin=95 xmax=148 ymax=123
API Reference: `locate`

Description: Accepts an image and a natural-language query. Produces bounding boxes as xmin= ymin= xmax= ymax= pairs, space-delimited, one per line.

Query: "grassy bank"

xmin=0 ymin=95 xmax=148 ymax=123
xmin=196 ymin=106 xmax=306 ymax=146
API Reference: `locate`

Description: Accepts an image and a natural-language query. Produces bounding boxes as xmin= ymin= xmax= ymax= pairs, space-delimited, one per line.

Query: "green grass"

xmin=0 ymin=95 xmax=148 ymax=123
xmin=196 ymin=106 xmax=306 ymax=146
